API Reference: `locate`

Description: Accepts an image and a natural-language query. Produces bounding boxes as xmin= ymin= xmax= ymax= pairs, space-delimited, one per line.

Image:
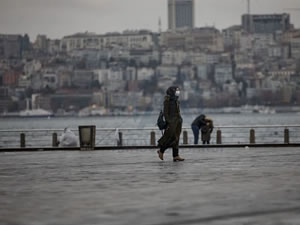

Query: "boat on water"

xmin=19 ymin=96 xmax=53 ymax=118
xmin=19 ymin=108 xmax=54 ymax=117
xmin=78 ymin=105 xmax=107 ymax=117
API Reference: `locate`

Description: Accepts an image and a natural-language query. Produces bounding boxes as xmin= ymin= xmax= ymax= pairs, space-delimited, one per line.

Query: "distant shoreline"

xmin=1 ymin=106 xmax=300 ymax=119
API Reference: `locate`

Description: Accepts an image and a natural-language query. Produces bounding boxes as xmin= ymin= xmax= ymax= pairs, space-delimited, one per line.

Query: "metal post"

xmin=284 ymin=128 xmax=289 ymax=144
xmin=250 ymin=129 xmax=255 ymax=144
xmin=20 ymin=133 xmax=25 ymax=148
xmin=183 ymin=130 xmax=188 ymax=144
xmin=216 ymin=130 xmax=222 ymax=144
xmin=118 ymin=132 xmax=123 ymax=146
xmin=52 ymin=133 xmax=58 ymax=147
xmin=150 ymin=131 xmax=156 ymax=146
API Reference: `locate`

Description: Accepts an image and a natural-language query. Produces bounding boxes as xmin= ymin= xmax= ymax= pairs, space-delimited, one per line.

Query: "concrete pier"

xmin=0 ymin=147 xmax=300 ymax=224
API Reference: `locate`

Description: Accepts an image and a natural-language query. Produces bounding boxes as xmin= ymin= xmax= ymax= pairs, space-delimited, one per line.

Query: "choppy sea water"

xmin=1 ymin=113 xmax=300 ymax=130
xmin=1 ymin=113 xmax=300 ymax=148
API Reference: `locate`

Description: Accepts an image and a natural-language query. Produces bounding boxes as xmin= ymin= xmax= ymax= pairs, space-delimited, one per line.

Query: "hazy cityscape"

xmin=2 ymin=2 xmax=300 ymax=225
xmin=1 ymin=0 xmax=300 ymax=117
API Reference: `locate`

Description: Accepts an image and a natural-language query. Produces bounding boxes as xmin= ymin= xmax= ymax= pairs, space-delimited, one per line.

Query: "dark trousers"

xmin=160 ymin=146 xmax=179 ymax=158
xmin=191 ymin=124 xmax=199 ymax=144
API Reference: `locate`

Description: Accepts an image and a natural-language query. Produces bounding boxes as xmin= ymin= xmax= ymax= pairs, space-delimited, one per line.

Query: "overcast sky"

xmin=0 ymin=0 xmax=300 ymax=41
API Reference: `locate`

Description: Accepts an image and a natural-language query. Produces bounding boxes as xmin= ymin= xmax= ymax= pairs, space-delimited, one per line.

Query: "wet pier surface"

xmin=0 ymin=148 xmax=300 ymax=225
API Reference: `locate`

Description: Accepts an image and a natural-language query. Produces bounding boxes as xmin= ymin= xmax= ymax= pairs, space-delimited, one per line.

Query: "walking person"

xmin=191 ymin=114 xmax=206 ymax=144
xmin=157 ymin=86 xmax=184 ymax=162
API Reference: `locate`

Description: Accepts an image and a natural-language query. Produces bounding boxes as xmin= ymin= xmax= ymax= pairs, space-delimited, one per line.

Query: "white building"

xmin=94 ymin=69 xmax=110 ymax=84
xmin=24 ymin=60 xmax=42 ymax=75
xmin=162 ymin=50 xmax=186 ymax=65
xmin=252 ymin=33 xmax=275 ymax=57
xmin=61 ymin=31 xmax=154 ymax=52
xmin=137 ymin=68 xmax=154 ymax=81
xmin=239 ymin=33 xmax=252 ymax=51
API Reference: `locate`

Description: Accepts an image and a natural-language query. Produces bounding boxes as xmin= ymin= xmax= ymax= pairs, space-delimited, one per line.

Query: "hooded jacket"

xmin=158 ymin=86 xmax=182 ymax=149
xmin=164 ymin=86 xmax=181 ymax=123
xmin=59 ymin=128 xmax=78 ymax=147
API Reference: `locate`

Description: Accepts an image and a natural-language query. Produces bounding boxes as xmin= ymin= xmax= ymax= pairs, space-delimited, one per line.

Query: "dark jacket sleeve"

xmin=192 ymin=116 xmax=205 ymax=128
xmin=163 ymin=96 xmax=170 ymax=123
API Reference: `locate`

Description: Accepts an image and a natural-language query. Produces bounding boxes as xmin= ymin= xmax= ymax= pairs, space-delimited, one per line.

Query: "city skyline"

xmin=0 ymin=0 xmax=300 ymax=40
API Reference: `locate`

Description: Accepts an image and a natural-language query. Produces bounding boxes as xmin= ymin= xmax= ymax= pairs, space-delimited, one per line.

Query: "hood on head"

xmin=199 ymin=114 xmax=206 ymax=120
xmin=166 ymin=86 xmax=178 ymax=97
xmin=64 ymin=127 xmax=71 ymax=133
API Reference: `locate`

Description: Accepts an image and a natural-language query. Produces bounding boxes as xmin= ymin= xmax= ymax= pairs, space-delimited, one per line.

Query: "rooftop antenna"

xmin=247 ymin=0 xmax=251 ymax=14
xmin=158 ymin=17 xmax=162 ymax=33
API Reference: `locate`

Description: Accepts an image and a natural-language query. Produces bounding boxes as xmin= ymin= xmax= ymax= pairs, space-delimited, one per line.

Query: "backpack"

xmin=157 ymin=110 xmax=167 ymax=130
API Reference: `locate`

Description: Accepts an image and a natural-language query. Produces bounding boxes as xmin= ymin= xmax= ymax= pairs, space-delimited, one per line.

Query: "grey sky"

xmin=0 ymin=0 xmax=299 ymax=41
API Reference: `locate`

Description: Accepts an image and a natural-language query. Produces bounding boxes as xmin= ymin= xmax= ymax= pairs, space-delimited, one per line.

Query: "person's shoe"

xmin=157 ymin=150 xmax=164 ymax=160
xmin=173 ymin=156 xmax=185 ymax=162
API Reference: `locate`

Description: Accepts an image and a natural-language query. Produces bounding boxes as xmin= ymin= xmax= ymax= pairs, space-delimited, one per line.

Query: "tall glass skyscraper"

xmin=168 ymin=0 xmax=195 ymax=30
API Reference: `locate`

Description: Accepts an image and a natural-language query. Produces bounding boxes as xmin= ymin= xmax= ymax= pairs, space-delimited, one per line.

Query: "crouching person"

xmin=201 ymin=117 xmax=214 ymax=144
xmin=58 ymin=128 xmax=78 ymax=147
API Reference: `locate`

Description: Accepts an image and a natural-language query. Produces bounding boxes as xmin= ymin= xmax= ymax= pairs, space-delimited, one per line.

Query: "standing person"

xmin=191 ymin=114 xmax=206 ymax=144
xmin=201 ymin=117 xmax=214 ymax=144
xmin=157 ymin=86 xmax=184 ymax=162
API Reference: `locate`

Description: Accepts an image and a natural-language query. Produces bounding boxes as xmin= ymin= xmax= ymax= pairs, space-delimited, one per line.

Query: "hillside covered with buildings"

xmin=1 ymin=12 xmax=300 ymax=116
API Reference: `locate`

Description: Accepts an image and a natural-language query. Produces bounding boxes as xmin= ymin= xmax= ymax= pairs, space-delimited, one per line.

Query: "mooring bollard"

xmin=250 ymin=129 xmax=255 ymax=144
xmin=118 ymin=131 xmax=123 ymax=146
xmin=216 ymin=130 xmax=222 ymax=144
xmin=150 ymin=131 xmax=156 ymax=146
xmin=183 ymin=130 xmax=188 ymax=144
xmin=284 ymin=128 xmax=289 ymax=144
xmin=52 ymin=133 xmax=58 ymax=147
xmin=20 ymin=133 xmax=25 ymax=148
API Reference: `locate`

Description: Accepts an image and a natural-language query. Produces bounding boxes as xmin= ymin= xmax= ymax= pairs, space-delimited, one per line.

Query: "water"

xmin=1 ymin=113 xmax=300 ymax=148
xmin=0 ymin=113 xmax=300 ymax=130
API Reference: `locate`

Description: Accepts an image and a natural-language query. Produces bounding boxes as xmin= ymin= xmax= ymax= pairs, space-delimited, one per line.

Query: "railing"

xmin=0 ymin=125 xmax=300 ymax=149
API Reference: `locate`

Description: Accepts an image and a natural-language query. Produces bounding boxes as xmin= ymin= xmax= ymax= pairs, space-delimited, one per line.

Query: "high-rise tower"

xmin=168 ymin=0 xmax=195 ymax=30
